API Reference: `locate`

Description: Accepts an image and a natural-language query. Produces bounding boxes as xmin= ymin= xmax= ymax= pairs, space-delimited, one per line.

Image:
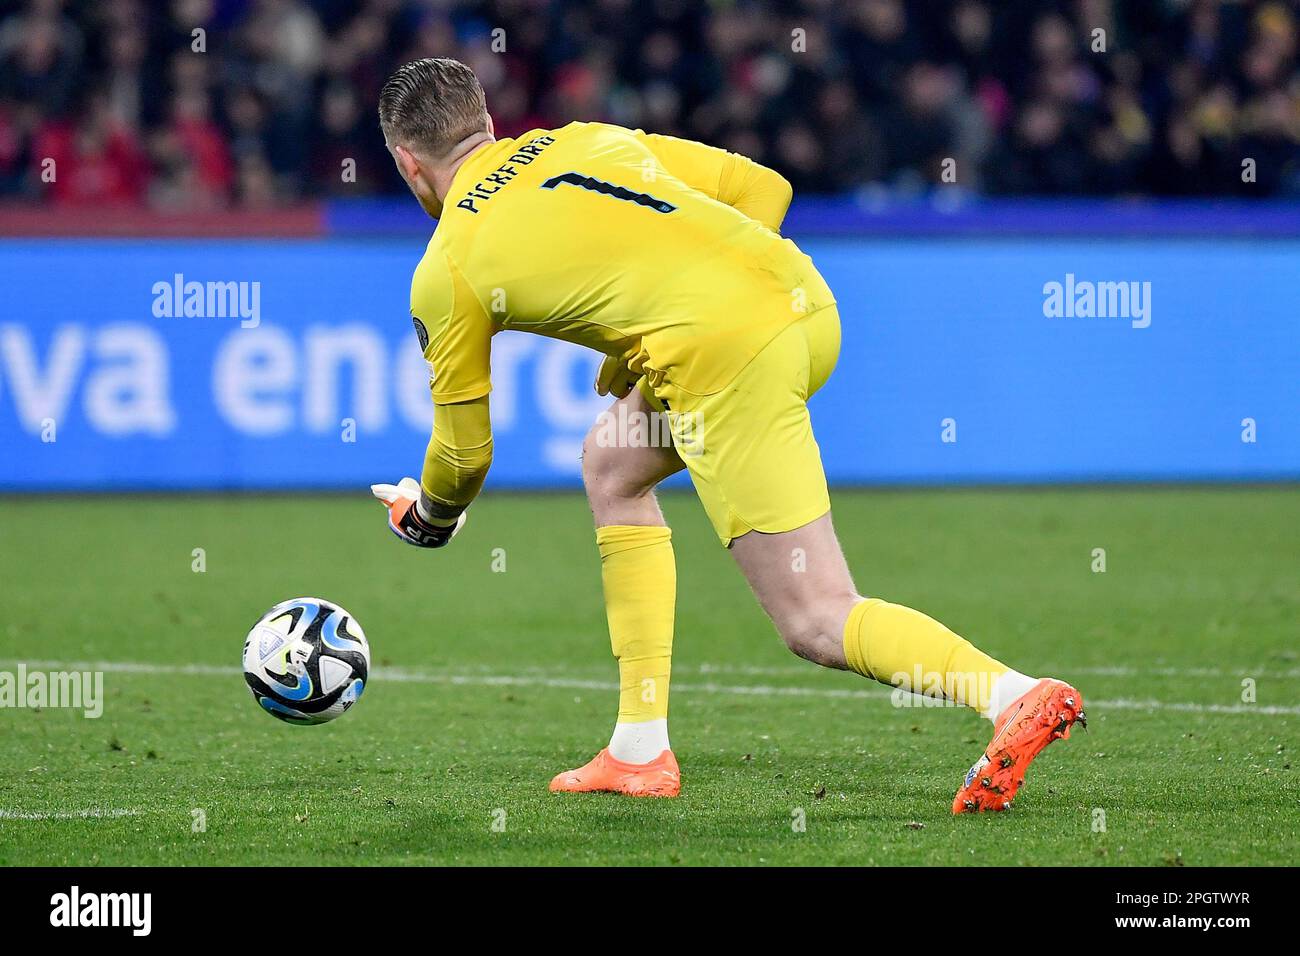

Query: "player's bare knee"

xmin=769 ymin=593 xmax=857 ymax=668
xmin=774 ymin=613 xmax=841 ymax=668
xmin=582 ymin=428 xmax=650 ymax=502
xmin=581 ymin=430 xmax=617 ymax=496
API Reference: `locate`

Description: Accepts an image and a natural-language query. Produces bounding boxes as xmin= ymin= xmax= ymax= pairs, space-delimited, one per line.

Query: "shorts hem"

xmin=718 ymin=500 xmax=832 ymax=548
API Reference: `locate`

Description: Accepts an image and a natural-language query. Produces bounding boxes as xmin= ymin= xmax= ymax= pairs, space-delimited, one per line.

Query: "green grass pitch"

xmin=1 ymin=488 xmax=1296 ymax=866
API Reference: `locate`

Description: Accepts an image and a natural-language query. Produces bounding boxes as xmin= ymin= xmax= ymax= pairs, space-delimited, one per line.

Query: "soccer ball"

xmin=242 ymin=597 xmax=370 ymax=724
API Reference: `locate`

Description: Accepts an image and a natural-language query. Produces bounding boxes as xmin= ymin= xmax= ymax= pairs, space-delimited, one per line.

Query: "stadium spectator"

xmin=30 ymin=88 xmax=148 ymax=203
xmin=0 ymin=0 xmax=1295 ymax=206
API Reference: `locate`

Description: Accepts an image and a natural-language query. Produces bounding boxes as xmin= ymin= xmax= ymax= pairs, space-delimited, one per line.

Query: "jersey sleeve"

xmin=410 ymin=245 xmax=493 ymax=404
xmin=420 ymin=394 xmax=493 ymax=515
xmin=633 ymin=130 xmax=793 ymax=233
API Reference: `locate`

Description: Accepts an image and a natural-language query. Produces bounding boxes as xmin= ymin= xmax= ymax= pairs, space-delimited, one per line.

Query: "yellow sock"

xmin=596 ymin=525 xmax=675 ymax=725
xmin=842 ymin=598 xmax=1008 ymax=714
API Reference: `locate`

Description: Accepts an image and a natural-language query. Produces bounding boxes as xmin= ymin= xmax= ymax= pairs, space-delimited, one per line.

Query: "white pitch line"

xmin=9 ymin=657 xmax=1297 ymax=681
xmin=0 ymin=809 xmax=140 ymax=820
xmin=680 ymin=662 xmax=1300 ymax=680
xmin=1046 ymin=664 xmax=1300 ymax=680
xmin=1090 ymin=698 xmax=1300 ymax=716
xmin=4 ymin=659 xmax=1298 ymax=716
xmin=361 ymin=660 xmax=1300 ymax=681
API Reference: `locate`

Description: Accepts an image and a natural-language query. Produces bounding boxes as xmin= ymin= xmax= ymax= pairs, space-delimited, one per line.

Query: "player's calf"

xmin=730 ymin=517 xmax=860 ymax=670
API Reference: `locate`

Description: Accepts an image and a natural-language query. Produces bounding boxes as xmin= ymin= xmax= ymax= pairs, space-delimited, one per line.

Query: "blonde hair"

xmin=378 ymin=57 xmax=488 ymax=157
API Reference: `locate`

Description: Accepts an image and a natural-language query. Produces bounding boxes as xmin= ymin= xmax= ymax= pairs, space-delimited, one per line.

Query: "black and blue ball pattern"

xmin=242 ymin=597 xmax=370 ymax=725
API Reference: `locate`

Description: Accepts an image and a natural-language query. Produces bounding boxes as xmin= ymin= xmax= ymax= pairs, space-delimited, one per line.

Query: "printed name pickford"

xmin=455 ymin=134 xmax=557 ymax=213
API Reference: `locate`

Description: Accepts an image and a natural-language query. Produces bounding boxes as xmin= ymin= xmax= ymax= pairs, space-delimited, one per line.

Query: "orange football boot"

xmin=549 ymin=747 xmax=681 ymax=797
xmin=953 ymin=678 xmax=1086 ymax=813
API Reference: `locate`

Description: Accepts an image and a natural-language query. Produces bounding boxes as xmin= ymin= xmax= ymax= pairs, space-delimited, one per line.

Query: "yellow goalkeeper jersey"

xmin=409 ymin=121 xmax=835 ymax=404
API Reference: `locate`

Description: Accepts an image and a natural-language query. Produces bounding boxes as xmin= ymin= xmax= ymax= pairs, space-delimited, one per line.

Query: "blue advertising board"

xmin=1 ymin=234 xmax=1296 ymax=490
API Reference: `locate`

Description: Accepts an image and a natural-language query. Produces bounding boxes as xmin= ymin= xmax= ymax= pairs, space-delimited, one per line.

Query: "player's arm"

xmin=419 ymin=395 xmax=492 ymax=523
xmin=374 ymin=395 xmax=492 ymax=547
xmin=634 ymin=130 xmax=794 ymax=233
xmin=373 ymin=249 xmax=493 ymax=549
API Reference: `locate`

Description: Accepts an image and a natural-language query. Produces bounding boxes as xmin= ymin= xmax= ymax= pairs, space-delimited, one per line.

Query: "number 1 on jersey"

xmin=541 ymin=171 xmax=677 ymax=214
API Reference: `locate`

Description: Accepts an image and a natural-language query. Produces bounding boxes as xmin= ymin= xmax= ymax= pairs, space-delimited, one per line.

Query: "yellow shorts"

xmin=642 ymin=304 xmax=841 ymax=546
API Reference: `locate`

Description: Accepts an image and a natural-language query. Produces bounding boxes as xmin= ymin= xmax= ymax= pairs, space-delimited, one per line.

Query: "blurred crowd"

xmin=1 ymin=0 xmax=1298 ymax=208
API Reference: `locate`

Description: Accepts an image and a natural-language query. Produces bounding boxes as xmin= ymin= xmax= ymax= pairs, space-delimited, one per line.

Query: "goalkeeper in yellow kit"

xmin=370 ymin=58 xmax=1085 ymax=812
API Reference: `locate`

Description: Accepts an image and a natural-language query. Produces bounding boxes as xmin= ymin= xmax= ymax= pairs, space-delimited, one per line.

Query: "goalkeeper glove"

xmin=370 ymin=477 xmax=466 ymax=549
xmin=594 ymin=354 xmax=638 ymax=398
